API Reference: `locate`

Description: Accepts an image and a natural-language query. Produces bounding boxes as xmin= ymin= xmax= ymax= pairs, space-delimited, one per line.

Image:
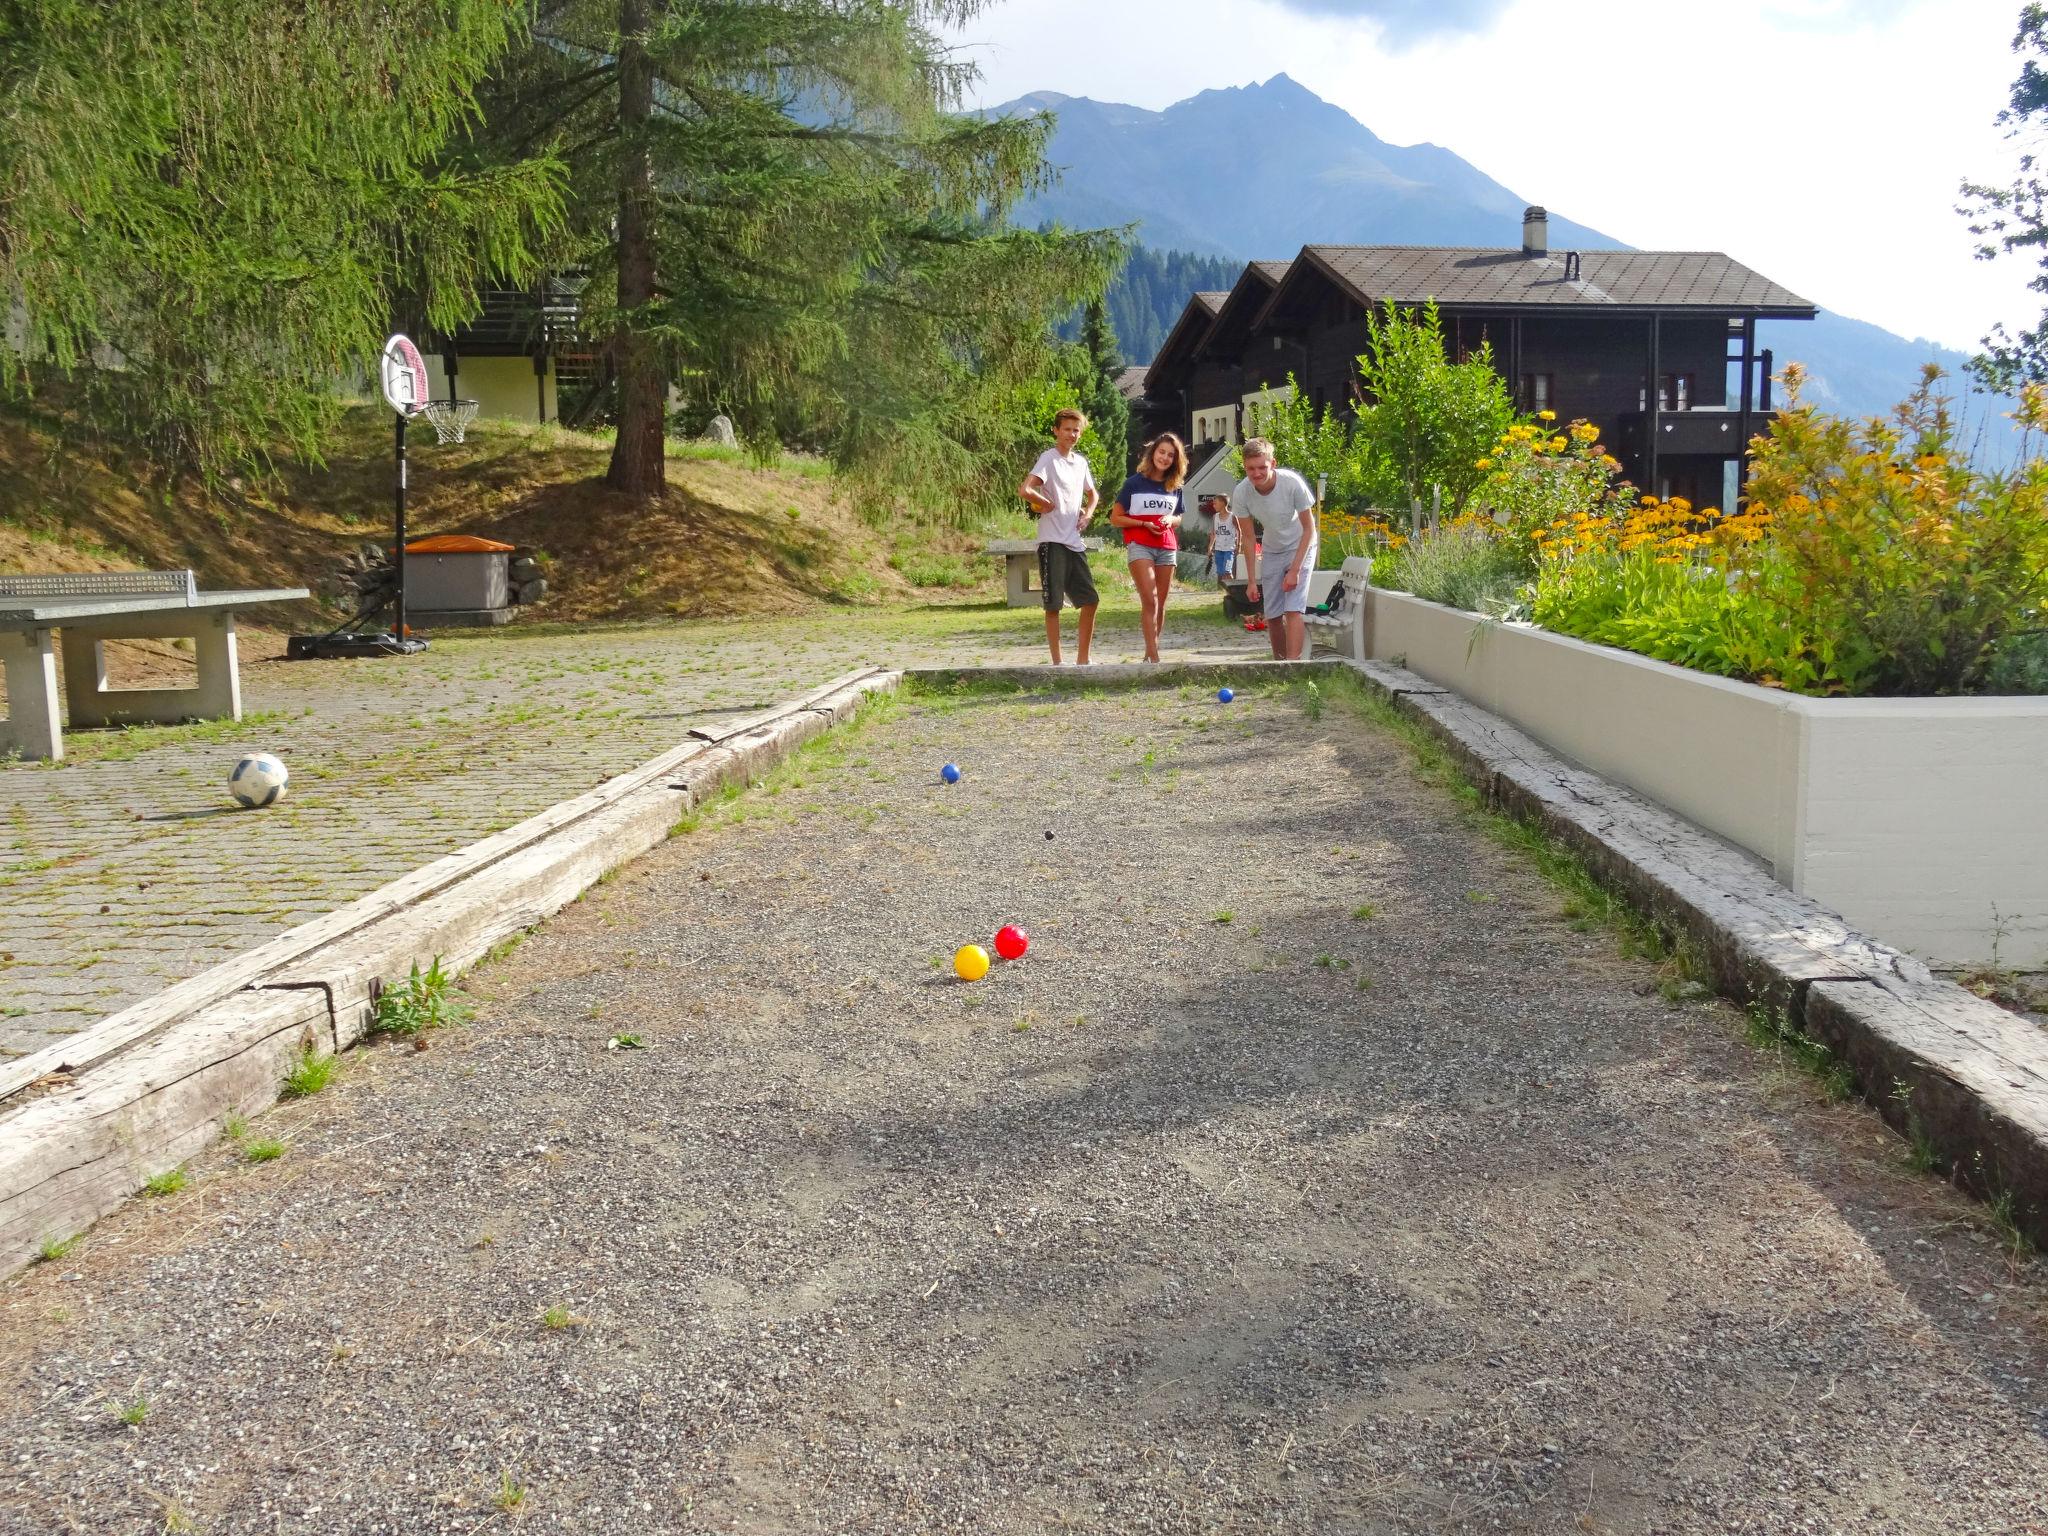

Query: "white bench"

xmin=985 ymin=538 xmax=1106 ymax=608
xmin=1303 ymin=556 xmax=1373 ymax=662
xmin=0 ymin=570 xmax=309 ymax=762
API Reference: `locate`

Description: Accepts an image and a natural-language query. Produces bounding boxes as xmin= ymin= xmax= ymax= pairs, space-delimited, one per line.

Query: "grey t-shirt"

xmin=1229 ymin=468 xmax=1317 ymax=569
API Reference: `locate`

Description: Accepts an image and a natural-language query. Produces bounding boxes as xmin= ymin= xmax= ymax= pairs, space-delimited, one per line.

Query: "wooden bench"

xmin=1303 ymin=557 xmax=1373 ymax=662
xmin=985 ymin=538 xmax=1105 ymax=608
xmin=0 ymin=570 xmax=309 ymax=762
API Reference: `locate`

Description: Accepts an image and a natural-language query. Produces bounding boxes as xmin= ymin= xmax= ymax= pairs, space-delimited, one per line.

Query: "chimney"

xmin=1522 ymin=205 xmax=1548 ymax=255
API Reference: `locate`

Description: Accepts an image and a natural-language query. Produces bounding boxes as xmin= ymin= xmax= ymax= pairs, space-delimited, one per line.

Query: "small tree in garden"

xmin=1230 ymin=374 xmax=1364 ymax=509
xmin=1352 ymin=301 xmax=1515 ymax=523
xmin=1743 ymin=364 xmax=2048 ymax=694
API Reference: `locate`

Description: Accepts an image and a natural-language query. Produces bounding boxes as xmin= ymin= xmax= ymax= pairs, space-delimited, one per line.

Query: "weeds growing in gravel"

xmin=540 ymin=1304 xmax=585 ymax=1331
xmin=1890 ymin=1078 xmax=1943 ymax=1173
xmin=1984 ymin=1181 xmax=2038 ymax=1265
xmin=243 ymin=1138 xmax=286 ymax=1164
xmin=494 ymin=1471 xmax=528 ymax=1512
xmin=369 ymin=957 xmax=468 ymax=1039
xmin=142 ymin=1167 xmax=186 ymax=1197
xmin=1744 ymin=1004 xmax=1855 ymax=1102
xmin=222 ymin=1112 xmax=250 ymax=1140
xmin=112 ymin=1393 xmax=148 ymax=1426
xmin=1351 ymin=903 xmax=1378 ymax=921
xmin=279 ymin=1045 xmax=338 ymax=1099
xmin=35 ymin=1233 xmax=78 ymax=1263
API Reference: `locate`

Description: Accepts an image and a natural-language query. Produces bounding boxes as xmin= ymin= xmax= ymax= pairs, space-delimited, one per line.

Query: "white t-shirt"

xmin=1230 ymin=467 xmax=1317 ymax=569
xmin=1028 ymin=447 xmax=1095 ymax=552
xmin=1209 ymin=510 xmax=1237 ymax=551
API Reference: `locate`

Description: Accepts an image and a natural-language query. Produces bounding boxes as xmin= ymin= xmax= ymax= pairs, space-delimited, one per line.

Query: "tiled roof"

xmin=1250 ymin=261 xmax=1291 ymax=285
xmin=1113 ymin=366 xmax=1152 ymax=401
xmin=1301 ymin=246 xmax=1814 ymax=312
xmin=1194 ymin=290 xmax=1228 ymax=315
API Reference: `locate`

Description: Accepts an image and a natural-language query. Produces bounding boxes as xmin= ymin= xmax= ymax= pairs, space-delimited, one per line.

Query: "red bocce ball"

xmin=993 ymin=924 xmax=1030 ymax=962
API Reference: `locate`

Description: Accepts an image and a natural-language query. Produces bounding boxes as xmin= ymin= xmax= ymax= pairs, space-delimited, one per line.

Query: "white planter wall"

xmin=1365 ymin=589 xmax=2048 ymax=969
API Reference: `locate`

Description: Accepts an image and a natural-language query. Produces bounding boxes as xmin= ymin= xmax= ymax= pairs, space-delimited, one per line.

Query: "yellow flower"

xmin=1537 ymin=409 xmax=1556 ymax=422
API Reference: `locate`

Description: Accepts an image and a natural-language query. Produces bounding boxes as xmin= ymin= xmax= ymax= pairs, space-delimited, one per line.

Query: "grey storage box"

xmin=403 ymin=537 xmax=515 ymax=627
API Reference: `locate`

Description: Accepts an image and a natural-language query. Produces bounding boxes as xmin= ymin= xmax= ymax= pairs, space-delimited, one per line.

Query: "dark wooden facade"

xmin=1143 ymin=232 xmax=1816 ymax=511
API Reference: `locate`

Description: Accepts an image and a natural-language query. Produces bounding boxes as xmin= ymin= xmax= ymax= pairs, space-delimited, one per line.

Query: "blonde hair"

xmin=1241 ymin=436 xmax=1276 ymax=462
xmin=1052 ymin=407 xmax=1088 ymax=431
xmin=1136 ymin=432 xmax=1189 ymax=492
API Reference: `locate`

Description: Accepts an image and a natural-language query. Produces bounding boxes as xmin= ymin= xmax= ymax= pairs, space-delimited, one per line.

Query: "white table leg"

xmin=0 ymin=627 xmax=63 ymax=761
xmin=1006 ymin=554 xmax=1034 ymax=608
xmin=56 ymin=611 xmax=243 ymax=729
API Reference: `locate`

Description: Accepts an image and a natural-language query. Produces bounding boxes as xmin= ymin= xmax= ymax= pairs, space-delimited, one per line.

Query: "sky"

xmin=946 ymin=0 xmax=2036 ymax=352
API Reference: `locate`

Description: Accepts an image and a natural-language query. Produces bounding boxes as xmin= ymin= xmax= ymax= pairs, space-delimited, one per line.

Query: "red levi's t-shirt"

xmin=1114 ymin=473 xmax=1183 ymax=550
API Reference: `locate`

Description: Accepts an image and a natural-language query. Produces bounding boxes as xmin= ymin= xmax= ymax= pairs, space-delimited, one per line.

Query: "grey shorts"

xmin=1261 ymin=548 xmax=1319 ymax=616
xmin=1038 ymin=543 xmax=1099 ymax=612
xmin=1125 ymin=543 xmax=1176 ymax=566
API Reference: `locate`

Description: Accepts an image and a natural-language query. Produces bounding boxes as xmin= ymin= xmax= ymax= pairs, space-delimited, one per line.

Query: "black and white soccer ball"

xmin=228 ymin=753 xmax=290 ymax=810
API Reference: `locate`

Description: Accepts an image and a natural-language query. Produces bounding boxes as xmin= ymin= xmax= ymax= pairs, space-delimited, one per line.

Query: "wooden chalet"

xmin=404 ymin=280 xmax=606 ymax=427
xmin=1138 ymin=208 xmax=1818 ymax=510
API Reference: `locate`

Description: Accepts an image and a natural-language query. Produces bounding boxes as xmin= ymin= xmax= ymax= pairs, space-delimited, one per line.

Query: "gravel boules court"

xmin=2 ymin=678 xmax=2044 ymax=1534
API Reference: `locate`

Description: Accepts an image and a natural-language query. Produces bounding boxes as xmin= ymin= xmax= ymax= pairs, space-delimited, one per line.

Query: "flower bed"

xmin=1363 ymin=587 xmax=2048 ymax=969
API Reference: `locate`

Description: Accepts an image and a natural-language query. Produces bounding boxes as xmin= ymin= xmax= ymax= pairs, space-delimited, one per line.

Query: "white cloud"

xmin=953 ymin=0 xmax=2038 ymax=352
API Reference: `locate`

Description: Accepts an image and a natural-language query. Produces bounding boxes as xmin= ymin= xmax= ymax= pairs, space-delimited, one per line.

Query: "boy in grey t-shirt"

xmin=1017 ymin=407 xmax=1100 ymax=665
xmin=1229 ymin=436 xmax=1319 ymax=660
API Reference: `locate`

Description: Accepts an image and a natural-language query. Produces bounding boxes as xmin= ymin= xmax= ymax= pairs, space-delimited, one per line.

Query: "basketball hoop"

xmin=421 ymin=397 xmax=480 ymax=445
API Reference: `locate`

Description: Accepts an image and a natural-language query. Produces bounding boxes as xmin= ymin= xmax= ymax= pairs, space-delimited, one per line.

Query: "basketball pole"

xmin=393 ymin=407 xmax=409 ymax=644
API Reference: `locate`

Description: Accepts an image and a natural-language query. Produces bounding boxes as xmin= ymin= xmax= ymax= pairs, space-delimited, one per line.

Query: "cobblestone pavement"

xmin=0 ymin=597 xmax=1254 ymax=1057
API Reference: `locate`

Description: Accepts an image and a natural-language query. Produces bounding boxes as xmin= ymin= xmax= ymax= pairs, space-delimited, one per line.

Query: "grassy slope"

xmin=0 ymin=405 xmax=1002 ymax=631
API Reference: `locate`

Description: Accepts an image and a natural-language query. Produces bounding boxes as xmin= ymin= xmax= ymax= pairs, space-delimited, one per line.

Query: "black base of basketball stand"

xmin=286 ymin=631 xmax=429 ymax=660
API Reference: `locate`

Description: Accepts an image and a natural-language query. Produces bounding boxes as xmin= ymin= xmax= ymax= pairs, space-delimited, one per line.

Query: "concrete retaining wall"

xmin=1364 ymin=588 xmax=2048 ymax=968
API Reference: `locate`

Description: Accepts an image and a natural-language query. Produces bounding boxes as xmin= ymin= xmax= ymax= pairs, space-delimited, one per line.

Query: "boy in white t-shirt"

xmin=1016 ymin=407 xmax=1100 ymax=665
xmin=1230 ymin=436 xmax=1319 ymax=661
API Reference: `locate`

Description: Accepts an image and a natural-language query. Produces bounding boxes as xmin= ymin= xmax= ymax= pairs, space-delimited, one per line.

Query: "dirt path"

xmin=2 ymin=681 xmax=2043 ymax=1534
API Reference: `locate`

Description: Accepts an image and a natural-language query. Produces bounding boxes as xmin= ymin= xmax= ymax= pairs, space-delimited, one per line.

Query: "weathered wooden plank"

xmin=688 ymin=666 xmax=890 ymax=742
xmin=1806 ymin=979 xmax=2048 ymax=1248
xmin=0 ymin=988 xmax=330 ymax=1272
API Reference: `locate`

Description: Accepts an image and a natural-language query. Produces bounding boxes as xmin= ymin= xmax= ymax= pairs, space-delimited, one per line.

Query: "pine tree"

xmin=0 ymin=0 xmax=564 ymax=480
xmin=1077 ymin=297 xmax=1129 ymax=478
xmin=482 ymin=1 xmax=1121 ymax=500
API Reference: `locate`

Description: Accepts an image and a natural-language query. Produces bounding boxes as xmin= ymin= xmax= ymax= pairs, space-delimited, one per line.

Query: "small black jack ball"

xmin=1044 ymin=830 xmax=1055 ymax=841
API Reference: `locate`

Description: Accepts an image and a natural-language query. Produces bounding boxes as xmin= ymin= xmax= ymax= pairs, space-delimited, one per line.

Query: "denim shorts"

xmin=1212 ymin=549 xmax=1235 ymax=580
xmin=1125 ymin=543 xmax=1176 ymax=566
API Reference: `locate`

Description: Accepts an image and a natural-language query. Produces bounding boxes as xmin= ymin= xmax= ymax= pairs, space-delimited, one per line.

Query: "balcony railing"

xmin=1614 ymin=407 xmax=1777 ymax=458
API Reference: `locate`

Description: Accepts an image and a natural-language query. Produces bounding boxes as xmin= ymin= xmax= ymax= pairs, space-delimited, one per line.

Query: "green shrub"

xmin=1391 ymin=522 xmax=1531 ymax=614
xmin=1739 ymin=365 xmax=2048 ymax=695
xmin=1984 ymin=629 xmax=2048 ymax=694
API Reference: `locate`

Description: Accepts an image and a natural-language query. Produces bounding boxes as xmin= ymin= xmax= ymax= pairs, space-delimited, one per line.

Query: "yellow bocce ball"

xmin=953 ymin=944 xmax=991 ymax=982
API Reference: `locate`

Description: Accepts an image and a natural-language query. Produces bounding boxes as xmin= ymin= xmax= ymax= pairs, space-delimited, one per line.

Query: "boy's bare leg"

xmin=1275 ymin=612 xmax=1305 ymax=660
xmin=1076 ymin=604 xmax=1096 ymax=666
xmin=1044 ymin=609 xmax=1063 ymax=665
xmin=1267 ymin=615 xmax=1287 ymax=660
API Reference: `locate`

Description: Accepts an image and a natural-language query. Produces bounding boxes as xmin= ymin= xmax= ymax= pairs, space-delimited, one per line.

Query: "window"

xmin=1659 ymin=373 xmax=1694 ymax=411
xmin=1520 ymin=373 xmax=1554 ymax=412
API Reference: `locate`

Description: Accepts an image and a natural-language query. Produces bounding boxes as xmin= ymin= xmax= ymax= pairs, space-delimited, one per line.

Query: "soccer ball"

xmin=229 ymin=753 xmax=289 ymax=809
